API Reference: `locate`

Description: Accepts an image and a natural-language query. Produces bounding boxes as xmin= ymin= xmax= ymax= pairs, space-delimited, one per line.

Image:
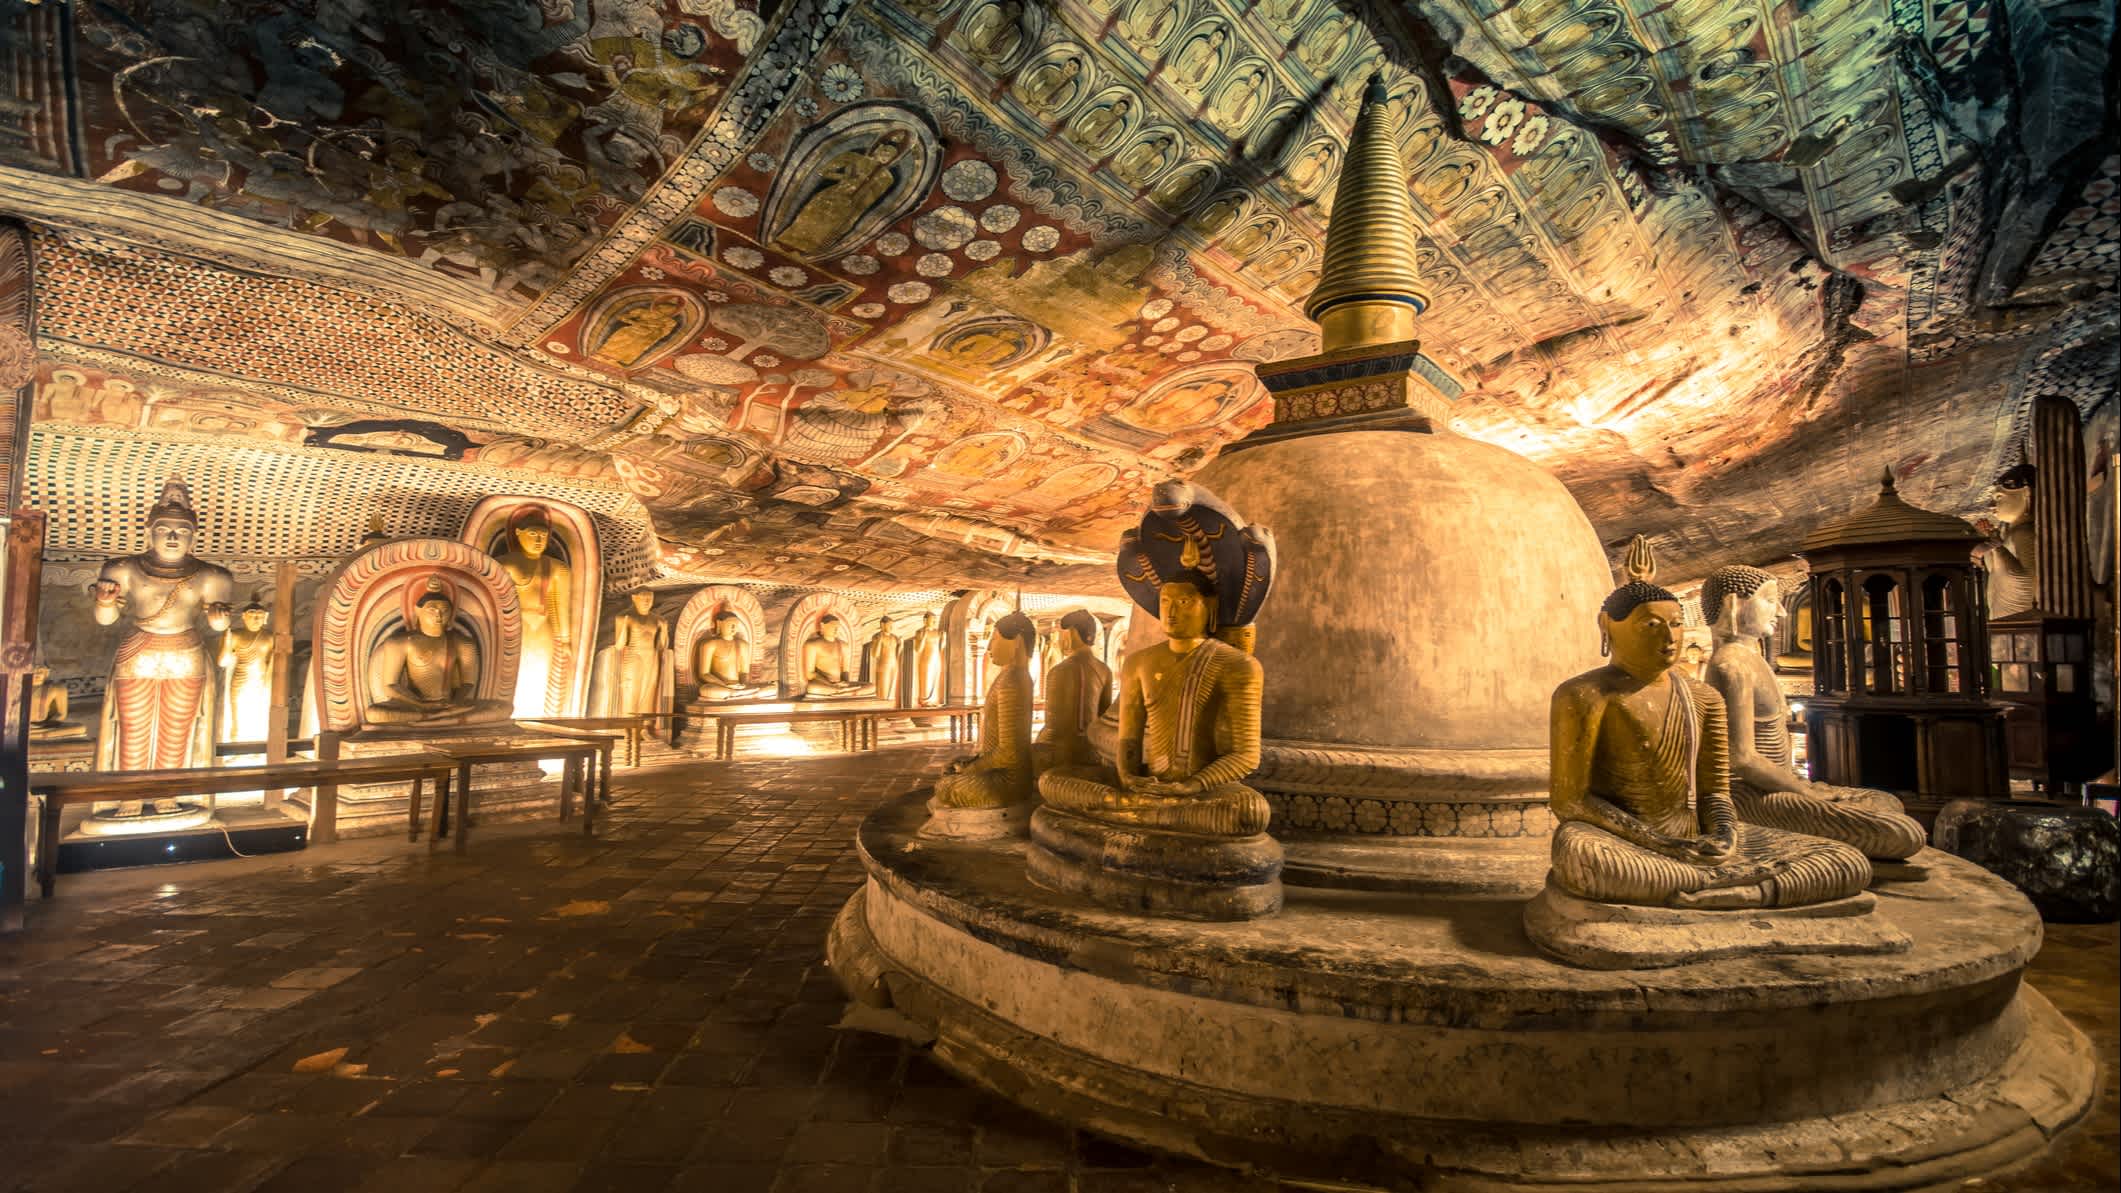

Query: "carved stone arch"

xmin=674 ymin=585 xmax=768 ymax=694
xmin=461 ymin=496 xmax=602 ymax=718
xmin=778 ymin=592 xmax=863 ymax=697
xmin=310 ymin=538 xmax=521 ymax=734
xmin=940 ymin=590 xmax=1011 ymax=705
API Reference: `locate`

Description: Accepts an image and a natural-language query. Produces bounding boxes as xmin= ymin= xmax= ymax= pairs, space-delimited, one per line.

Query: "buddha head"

xmin=1059 ymin=609 xmax=1098 ymax=652
xmin=922 ymin=612 xmax=937 ymax=630
xmin=1702 ymin=565 xmax=1778 ymax=641
xmin=818 ymin=614 xmax=843 ymax=642
xmin=989 ymin=612 xmax=1035 ymax=667
xmin=630 ymin=589 xmax=655 ymax=615
xmin=714 ymin=610 xmax=742 ymax=640
xmin=1159 ymin=569 xmax=1217 ymax=641
xmin=1993 ymin=463 xmax=2033 ymax=527
xmin=1599 ymin=580 xmax=1683 ymax=675
xmin=240 ymin=598 xmax=269 ymax=634
xmin=413 ymin=589 xmax=456 ymax=638
xmin=510 ymin=506 xmax=554 ymax=558
xmin=145 ymin=477 xmax=199 ymax=566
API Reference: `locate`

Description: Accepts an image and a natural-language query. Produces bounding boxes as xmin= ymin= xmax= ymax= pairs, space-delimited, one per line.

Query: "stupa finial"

xmin=1878 ymin=466 xmax=1897 ymax=494
xmin=1304 ymin=73 xmax=1428 ymax=352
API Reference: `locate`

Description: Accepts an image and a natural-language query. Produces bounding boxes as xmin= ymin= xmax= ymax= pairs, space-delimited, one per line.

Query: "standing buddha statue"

xmin=924 ymin=611 xmax=1036 ymax=838
xmin=867 ymin=620 xmax=903 ymax=703
xmin=912 ymin=612 xmax=944 ymax=705
xmin=218 ymin=596 xmax=275 ymax=744
xmin=1700 ymin=566 xmax=1926 ymax=862
xmin=597 ymin=589 xmax=671 ymax=717
xmin=493 ymin=505 xmax=573 ymax=718
xmin=93 ymin=478 xmax=234 ymax=778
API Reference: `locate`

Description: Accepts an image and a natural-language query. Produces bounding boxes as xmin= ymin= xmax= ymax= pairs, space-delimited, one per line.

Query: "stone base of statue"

xmin=76 ymin=799 xmax=218 ymax=837
xmin=1026 ymin=805 xmax=1283 ymax=921
xmin=1522 ymin=882 xmax=1914 ymax=970
xmin=920 ymin=795 xmax=1030 ymax=841
xmin=829 ymin=787 xmax=2092 ymax=1191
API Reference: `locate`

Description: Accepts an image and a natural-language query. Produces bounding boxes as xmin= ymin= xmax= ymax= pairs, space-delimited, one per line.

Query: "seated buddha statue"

xmin=1701 ymin=566 xmax=1926 ymax=862
xmin=363 ymin=580 xmax=510 ymax=727
xmin=695 ymin=612 xmax=764 ymax=700
xmin=1034 ymin=609 xmax=1112 ymax=772
xmin=926 ymin=611 xmax=1035 ymax=831
xmin=1039 ymin=570 xmax=1269 ymax=837
xmin=799 ymin=614 xmax=867 ymax=699
xmin=1547 ymin=553 xmax=1872 ymax=910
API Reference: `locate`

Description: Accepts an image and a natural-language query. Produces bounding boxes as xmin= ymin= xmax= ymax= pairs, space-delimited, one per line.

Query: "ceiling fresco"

xmin=0 ymin=0 xmax=2114 ymax=592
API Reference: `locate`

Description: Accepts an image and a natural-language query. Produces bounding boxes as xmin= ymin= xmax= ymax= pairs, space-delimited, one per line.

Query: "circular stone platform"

xmin=828 ymin=790 xmax=2096 ymax=1191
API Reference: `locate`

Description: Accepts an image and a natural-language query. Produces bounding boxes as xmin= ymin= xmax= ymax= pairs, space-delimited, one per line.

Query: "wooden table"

xmin=28 ymin=753 xmax=458 ymax=897
xmin=892 ymin=704 xmax=985 ymax=744
xmin=705 ymin=707 xmax=886 ymax=760
xmin=517 ymin=715 xmax=647 ymax=772
xmin=422 ymin=738 xmax=608 ymax=854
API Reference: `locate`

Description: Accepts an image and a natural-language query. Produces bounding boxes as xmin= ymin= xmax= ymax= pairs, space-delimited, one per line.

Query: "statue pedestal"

xmin=1522 ymin=883 xmax=1914 ymax=970
xmin=831 ymin=789 xmax=2092 ymax=1191
xmin=920 ymin=796 xmax=1029 ymax=841
xmin=1027 ymin=805 xmax=1283 ymax=921
xmin=324 ymin=723 xmax=551 ymax=838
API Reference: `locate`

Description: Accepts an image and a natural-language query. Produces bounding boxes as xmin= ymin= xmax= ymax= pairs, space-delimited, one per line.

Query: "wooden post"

xmin=311 ymin=730 xmax=340 ymax=846
xmin=264 ymin=561 xmax=295 ymax=808
xmin=1 ymin=511 xmax=46 ymax=932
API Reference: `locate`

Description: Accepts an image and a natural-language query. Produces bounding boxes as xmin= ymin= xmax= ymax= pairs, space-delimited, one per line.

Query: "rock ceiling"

xmin=1 ymin=0 xmax=2114 ymax=593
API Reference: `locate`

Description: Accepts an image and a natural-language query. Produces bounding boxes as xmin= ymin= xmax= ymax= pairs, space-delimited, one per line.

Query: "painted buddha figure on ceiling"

xmin=1546 ymin=541 xmax=1873 ymax=909
xmin=696 ymin=611 xmax=764 ymax=700
xmin=1701 ymin=566 xmax=1927 ymax=862
xmin=927 ymin=611 xmax=1036 ymax=833
xmin=799 ymin=614 xmax=866 ymax=699
xmin=1039 ymin=570 xmax=1269 ymax=836
xmin=771 ymin=130 xmax=912 ymax=258
xmin=364 ymin=578 xmax=511 ymax=727
xmin=492 ymin=505 xmax=574 ymax=718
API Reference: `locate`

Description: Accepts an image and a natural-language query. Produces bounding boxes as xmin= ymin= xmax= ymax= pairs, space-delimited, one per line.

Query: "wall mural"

xmin=0 ymin=0 xmax=2113 ymax=594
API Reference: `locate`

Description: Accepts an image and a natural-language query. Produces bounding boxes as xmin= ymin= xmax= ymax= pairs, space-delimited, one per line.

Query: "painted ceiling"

xmin=0 ymin=0 xmax=2114 ymax=592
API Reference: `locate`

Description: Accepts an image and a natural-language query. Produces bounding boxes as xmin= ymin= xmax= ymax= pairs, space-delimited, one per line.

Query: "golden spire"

xmin=1305 ymin=74 xmax=1428 ymax=352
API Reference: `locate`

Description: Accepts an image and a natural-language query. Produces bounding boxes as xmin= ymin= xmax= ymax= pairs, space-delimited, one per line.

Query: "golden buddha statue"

xmin=26 ymin=665 xmax=86 ymax=742
xmin=927 ymin=611 xmax=1036 ymax=829
xmin=695 ymin=611 xmax=763 ymax=700
xmin=364 ymin=578 xmax=510 ymax=726
xmin=798 ymin=614 xmax=865 ymax=699
xmin=217 ymin=597 xmax=275 ymax=743
xmin=912 ymin=611 xmax=944 ymax=705
xmin=1038 ymin=571 xmax=1268 ymax=836
xmin=1034 ymin=609 xmax=1112 ymax=771
xmin=867 ymin=620 xmax=903 ymax=703
xmin=1701 ymin=566 xmax=1926 ymax=861
xmin=93 ymin=478 xmax=234 ymax=775
xmin=1976 ymin=465 xmax=2036 ymax=618
xmin=492 ymin=505 xmax=574 ymax=718
xmin=600 ymin=589 xmax=671 ymax=717
xmin=1547 ymin=542 xmax=1872 ymax=909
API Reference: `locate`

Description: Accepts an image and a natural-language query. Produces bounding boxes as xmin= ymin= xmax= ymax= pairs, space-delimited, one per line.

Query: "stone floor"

xmin=0 ymin=746 xmax=2113 ymax=1193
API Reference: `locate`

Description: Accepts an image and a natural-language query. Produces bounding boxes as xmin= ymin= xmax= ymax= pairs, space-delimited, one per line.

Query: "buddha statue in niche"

xmin=93 ymin=478 xmax=234 ymax=777
xmin=799 ymin=614 xmax=865 ymax=698
xmin=218 ymin=597 xmax=275 ymax=743
xmin=695 ymin=611 xmax=764 ymax=700
xmin=1039 ymin=570 xmax=1269 ymax=836
xmin=364 ymin=578 xmax=510 ymax=726
xmin=1701 ymin=566 xmax=1926 ymax=861
xmin=27 ymin=665 xmax=86 ymax=742
xmin=604 ymin=589 xmax=671 ymax=717
xmin=493 ymin=505 xmax=574 ymax=718
xmin=867 ymin=620 xmax=903 ymax=703
xmin=930 ymin=611 xmax=1036 ymax=813
xmin=1547 ymin=543 xmax=1872 ymax=909
xmin=912 ymin=611 xmax=944 ymax=705
xmin=1976 ymin=464 xmax=2036 ymax=618
xmin=1034 ymin=609 xmax=1112 ymax=771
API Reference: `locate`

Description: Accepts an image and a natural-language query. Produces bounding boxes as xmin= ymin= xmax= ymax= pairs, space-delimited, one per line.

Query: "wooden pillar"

xmin=1 ymin=512 xmax=45 ymax=932
xmin=2032 ymin=395 xmax=2092 ymax=618
xmin=264 ymin=562 xmax=295 ymax=807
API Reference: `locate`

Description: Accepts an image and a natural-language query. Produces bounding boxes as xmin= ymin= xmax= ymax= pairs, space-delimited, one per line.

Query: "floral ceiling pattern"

xmin=0 ymin=0 xmax=2113 ymax=591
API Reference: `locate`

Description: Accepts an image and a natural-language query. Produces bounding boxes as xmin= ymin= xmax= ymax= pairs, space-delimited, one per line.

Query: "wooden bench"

xmin=28 ymin=752 xmax=458 ymax=897
xmin=704 ymin=707 xmax=886 ymax=760
xmin=406 ymin=737 xmax=607 ymax=854
xmin=889 ymin=704 xmax=986 ymax=744
xmin=516 ymin=714 xmax=660 ymax=770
